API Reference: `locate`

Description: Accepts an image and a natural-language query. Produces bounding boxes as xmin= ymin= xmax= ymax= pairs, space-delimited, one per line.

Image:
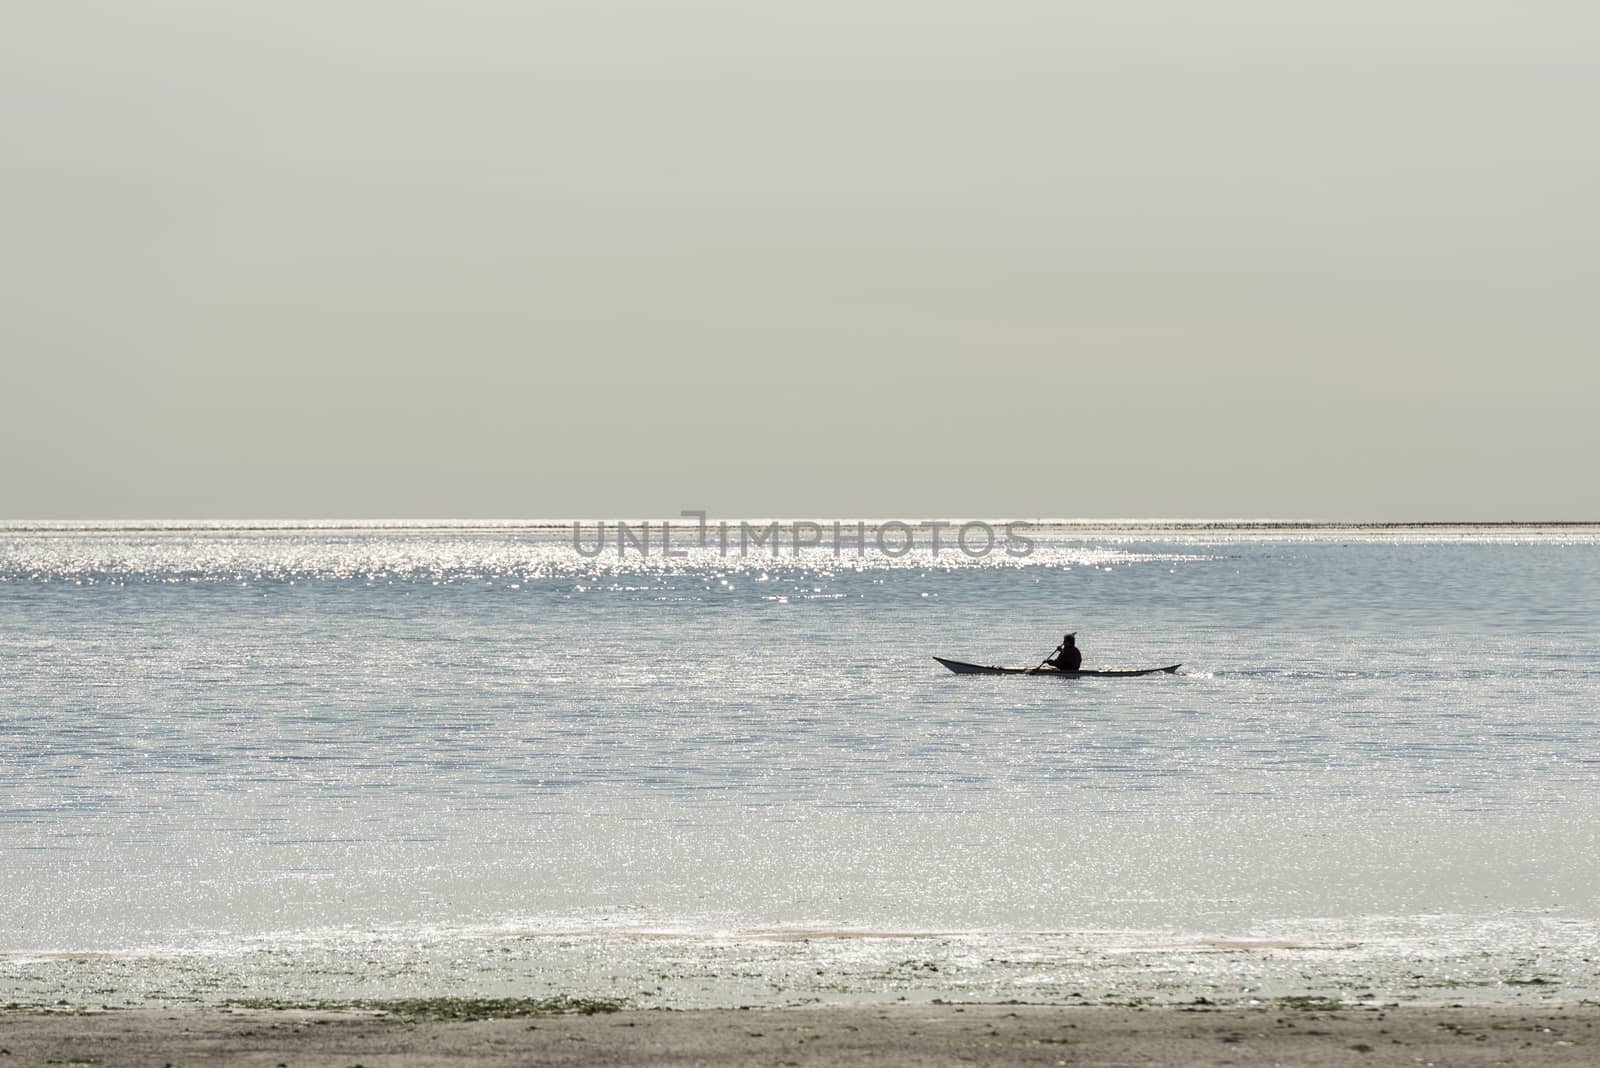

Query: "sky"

xmin=3 ymin=2 xmax=1597 ymax=520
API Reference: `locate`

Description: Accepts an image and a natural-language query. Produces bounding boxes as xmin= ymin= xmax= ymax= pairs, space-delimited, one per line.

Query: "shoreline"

xmin=7 ymin=915 xmax=1596 ymax=1013
xmin=2 ymin=1001 xmax=1595 ymax=1066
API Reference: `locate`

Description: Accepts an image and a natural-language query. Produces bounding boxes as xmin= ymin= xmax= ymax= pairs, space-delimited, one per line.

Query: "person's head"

xmin=1064 ymin=633 xmax=1076 ymax=645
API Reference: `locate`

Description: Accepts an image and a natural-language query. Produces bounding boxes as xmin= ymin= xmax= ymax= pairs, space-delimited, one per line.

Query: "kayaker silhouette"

xmin=934 ymin=637 xmax=1179 ymax=675
xmin=1046 ymin=633 xmax=1082 ymax=672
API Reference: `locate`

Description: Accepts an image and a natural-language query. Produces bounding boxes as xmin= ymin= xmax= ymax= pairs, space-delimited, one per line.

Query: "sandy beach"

xmin=0 ymin=1002 xmax=1595 ymax=1067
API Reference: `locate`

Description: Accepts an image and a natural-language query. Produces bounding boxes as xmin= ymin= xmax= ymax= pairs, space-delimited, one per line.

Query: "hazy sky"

xmin=4 ymin=2 xmax=1597 ymax=519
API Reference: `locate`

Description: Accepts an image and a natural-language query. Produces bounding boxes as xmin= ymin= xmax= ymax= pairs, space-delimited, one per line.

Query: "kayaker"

xmin=1048 ymin=633 xmax=1082 ymax=672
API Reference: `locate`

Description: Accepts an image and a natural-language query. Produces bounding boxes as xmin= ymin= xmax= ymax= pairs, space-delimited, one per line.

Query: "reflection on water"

xmin=2 ymin=528 xmax=1598 ymax=966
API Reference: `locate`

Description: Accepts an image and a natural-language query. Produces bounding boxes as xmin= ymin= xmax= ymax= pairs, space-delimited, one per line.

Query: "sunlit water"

xmin=2 ymin=524 xmax=1598 ymax=1007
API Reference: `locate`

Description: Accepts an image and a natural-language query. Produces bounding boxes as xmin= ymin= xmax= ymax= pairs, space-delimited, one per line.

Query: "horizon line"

xmin=4 ymin=518 xmax=1600 ymax=533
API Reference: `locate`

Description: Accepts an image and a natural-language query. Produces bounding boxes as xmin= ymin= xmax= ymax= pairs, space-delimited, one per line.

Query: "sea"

xmin=2 ymin=521 xmax=1598 ymax=1009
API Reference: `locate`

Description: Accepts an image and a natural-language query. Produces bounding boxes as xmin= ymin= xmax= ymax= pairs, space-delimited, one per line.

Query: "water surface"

xmin=2 ymin=523 xmax=1596 ymax=1005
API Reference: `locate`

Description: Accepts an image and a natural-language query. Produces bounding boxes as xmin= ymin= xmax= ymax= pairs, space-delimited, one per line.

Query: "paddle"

xmin=1027 ymin=643 xmax=1064 ymax=675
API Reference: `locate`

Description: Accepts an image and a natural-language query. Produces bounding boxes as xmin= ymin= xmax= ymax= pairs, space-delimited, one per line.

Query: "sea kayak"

xmin=933 ymin=656 xmax=1181 ymax=677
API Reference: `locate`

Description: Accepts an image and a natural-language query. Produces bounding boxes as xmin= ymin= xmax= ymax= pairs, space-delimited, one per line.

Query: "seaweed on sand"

xmin=225 ymin=995 xmax=628 ymax=1019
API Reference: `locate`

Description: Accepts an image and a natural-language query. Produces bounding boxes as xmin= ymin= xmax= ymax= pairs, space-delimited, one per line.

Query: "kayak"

xmin=934 ymin=656 xmax=1181 ymax=677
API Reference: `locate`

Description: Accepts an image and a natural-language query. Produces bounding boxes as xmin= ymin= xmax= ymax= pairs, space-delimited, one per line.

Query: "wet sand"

xmin=2 ymin=1002 xmax=1595 ymax=1066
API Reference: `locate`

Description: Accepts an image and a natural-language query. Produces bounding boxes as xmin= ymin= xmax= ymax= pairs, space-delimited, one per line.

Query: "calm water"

xmin=3 ymin=524 xmax=1598 ymax=1004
